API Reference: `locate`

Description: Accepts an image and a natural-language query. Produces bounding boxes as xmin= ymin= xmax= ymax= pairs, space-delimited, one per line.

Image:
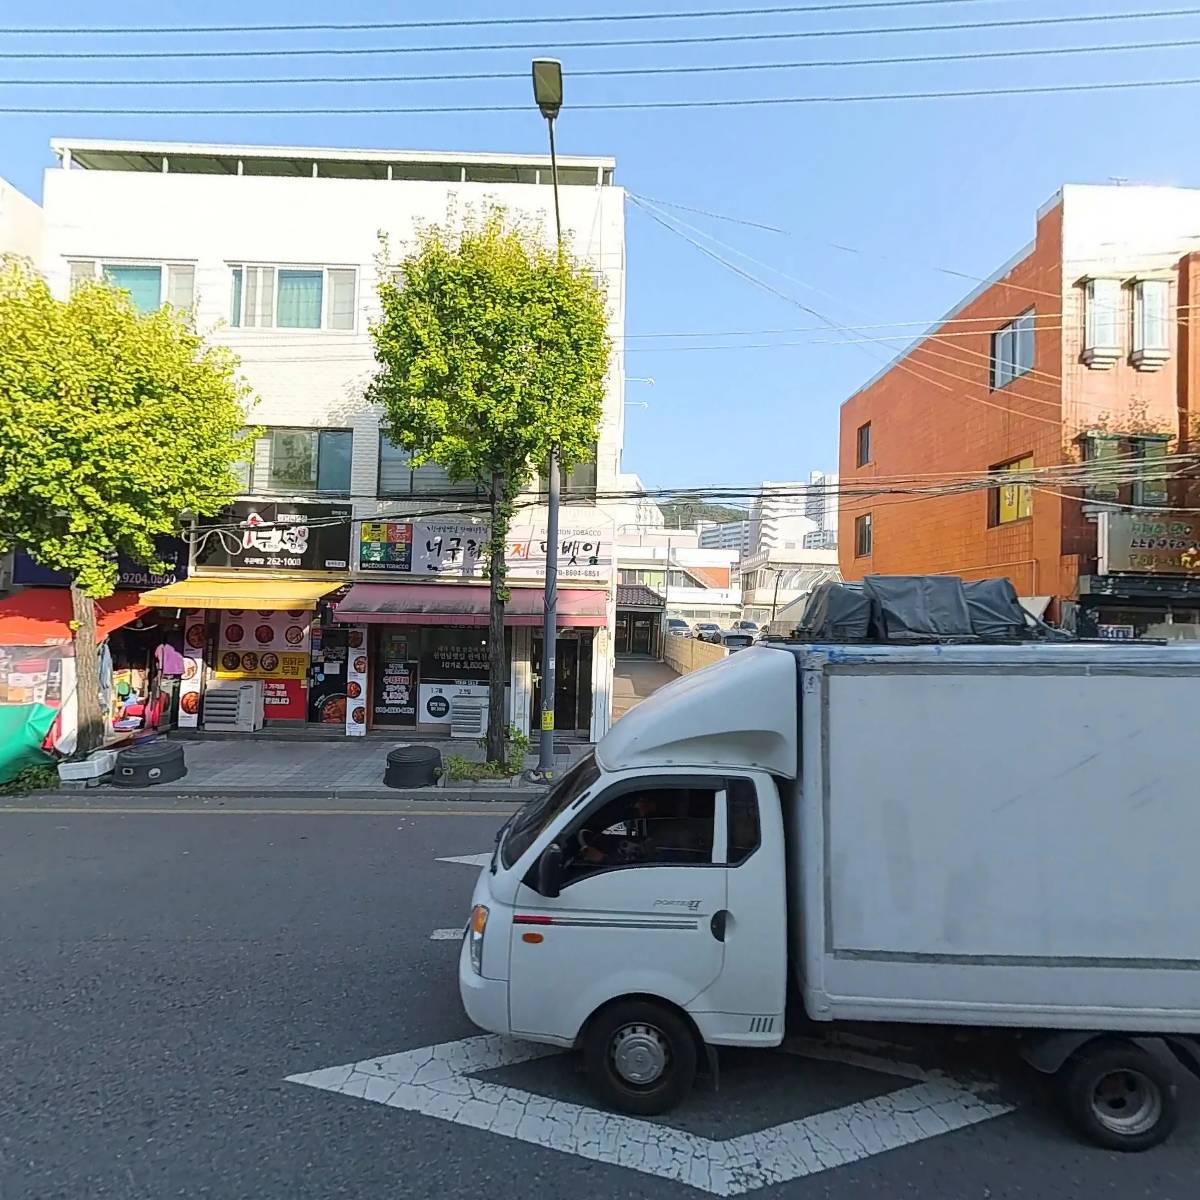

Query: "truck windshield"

xmin=500 ymin=752 xmax=600 ymax=869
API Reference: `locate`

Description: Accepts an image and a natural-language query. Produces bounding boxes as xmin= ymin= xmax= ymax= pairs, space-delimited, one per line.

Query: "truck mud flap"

xmin=1163 ymin=1036 xmax=1200 ymax=1082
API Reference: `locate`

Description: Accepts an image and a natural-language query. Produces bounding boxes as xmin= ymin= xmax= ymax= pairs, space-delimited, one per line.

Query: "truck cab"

xmin=459 ymin=646 xmax=797 ymax=1113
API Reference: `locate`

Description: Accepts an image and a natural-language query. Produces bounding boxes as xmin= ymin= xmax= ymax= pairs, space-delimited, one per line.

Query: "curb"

xmin=28 ymin=785 xmax=538 ymax=805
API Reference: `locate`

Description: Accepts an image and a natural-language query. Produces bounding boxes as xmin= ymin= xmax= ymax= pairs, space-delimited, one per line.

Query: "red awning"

xmin=333 ymin=584 xmax=608 ymax=627
xmin=0 ymin=589 xmax=151 ymax=647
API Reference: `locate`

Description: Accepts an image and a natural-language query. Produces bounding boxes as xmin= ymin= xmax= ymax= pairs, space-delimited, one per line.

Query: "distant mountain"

xmin=659 ymin=499 xmax=748 ymax=528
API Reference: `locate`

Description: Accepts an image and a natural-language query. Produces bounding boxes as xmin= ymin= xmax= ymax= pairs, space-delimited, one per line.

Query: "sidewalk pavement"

xmin=612 ymin=655 xmax=679 ymax=721
xmin=47 ymin=735 xmax=592 ymax=803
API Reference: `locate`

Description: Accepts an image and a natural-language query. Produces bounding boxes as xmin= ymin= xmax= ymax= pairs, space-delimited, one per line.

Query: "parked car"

xmin=664 ymin=618 xmax=691 ymax=638
xmin=718 ymin=630 xmax=755 ymax=653
xmin=693 ymin=622 xmax=723 ymax=642
xmin=730 ymin=620 xmax=760 ymax=634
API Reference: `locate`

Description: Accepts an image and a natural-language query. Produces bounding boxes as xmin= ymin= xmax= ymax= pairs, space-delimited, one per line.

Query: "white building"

xmin=617 ymin=545 xmax=741 ymax=625
xmin=697 ymin=519 xmax=752 ymax=556
xmin=803 ymin=470 xmax=839 ymax=549
xmin=740 ymin=547 xmax=841 ymax=627
xmin=0 ymin=175 xmax=42 ymax=260
xmin=40 ymin=138 xmax=626 ymax=741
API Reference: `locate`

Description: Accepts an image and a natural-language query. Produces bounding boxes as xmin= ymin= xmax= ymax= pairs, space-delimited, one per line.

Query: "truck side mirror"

xmin=538 ymin=843 xmax=563 ymax=898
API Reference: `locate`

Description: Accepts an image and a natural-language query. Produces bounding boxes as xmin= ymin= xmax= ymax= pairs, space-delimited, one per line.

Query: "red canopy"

xmin=0 ymin=589 xmax=150 ymax=647
xmin=333 ymin=584 xmax=608 ymax=627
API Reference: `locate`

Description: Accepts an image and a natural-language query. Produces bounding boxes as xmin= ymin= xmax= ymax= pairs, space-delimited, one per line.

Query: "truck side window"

xmin=727 ymin=779 xmax=760 ymax=866
xmin=564 ymin=787 xmax=717 ymax=882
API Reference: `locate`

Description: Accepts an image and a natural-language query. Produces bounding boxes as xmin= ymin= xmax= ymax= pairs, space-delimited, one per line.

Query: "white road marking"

xmin=429 ymin=928 xmax=464 ymax=941
xmin=287 ymin=1034 xmax=1014 ymax=1196
xmin=436 ymin=852 xmax=492 ymax=868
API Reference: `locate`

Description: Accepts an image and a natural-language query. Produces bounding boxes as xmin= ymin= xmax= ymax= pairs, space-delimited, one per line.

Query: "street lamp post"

xmin=532 ymin=58 xmax=563 ymax=777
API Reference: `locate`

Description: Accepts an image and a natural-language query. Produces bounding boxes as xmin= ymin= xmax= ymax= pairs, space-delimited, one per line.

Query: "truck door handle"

xmin=710 ymin=910 xmax=728 ymax=942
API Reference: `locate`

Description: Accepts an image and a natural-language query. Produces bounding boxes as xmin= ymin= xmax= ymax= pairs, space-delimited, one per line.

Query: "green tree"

xmin=0 ymin=256 xmax=252 ymax=755
xmin=369 ymin=214 xmax=610 ymax=761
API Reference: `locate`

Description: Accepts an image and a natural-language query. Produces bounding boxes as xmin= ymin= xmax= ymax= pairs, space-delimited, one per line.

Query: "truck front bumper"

xmin=458 ymin=932 xmax=510 ymax=1035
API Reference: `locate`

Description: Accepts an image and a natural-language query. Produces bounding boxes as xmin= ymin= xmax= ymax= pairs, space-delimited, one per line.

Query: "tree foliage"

xmin=0 ymin=256 xmax=251 ymax=595
xmin=659 ymin=499 xmax=748 ymax=528
xmin=368 ymin=213 xmax=610 ymax=759
xmin=369 ymin=213 xmax=609 ymax=492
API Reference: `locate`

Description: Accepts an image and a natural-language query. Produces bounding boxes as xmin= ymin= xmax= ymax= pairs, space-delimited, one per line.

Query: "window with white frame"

xmin=990 ymin=310 xmax=1035 ymax=389
xmin=228 ymin=264 xmax=356 ymax=331
xmin=235 ymin=427 xmax=353 ymax=495
xmin=69 ymin=260 xmax=195 ymax=314
xmin=1132 ymin=279 xmax=1171 ymax=369
xmin=1082 ymin=277 xmax=1122 ymax=367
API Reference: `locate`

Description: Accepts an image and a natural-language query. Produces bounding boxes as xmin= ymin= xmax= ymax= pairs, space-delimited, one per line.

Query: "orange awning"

xmin=0 ymin=589 xmax=150 ymax=647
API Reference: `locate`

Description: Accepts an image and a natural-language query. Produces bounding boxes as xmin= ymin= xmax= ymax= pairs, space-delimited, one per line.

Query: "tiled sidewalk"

xmin=85 ymin=734 xmax=589 ymax=799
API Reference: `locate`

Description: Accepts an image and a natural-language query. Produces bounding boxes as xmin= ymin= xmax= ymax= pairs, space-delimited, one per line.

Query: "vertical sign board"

xmin=178 ymin=609 xmax=206 ymax=728
xmin=344 ymin=627 xmax=369 ymax=736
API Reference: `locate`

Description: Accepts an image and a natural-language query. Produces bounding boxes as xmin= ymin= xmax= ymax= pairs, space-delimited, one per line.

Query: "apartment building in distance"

xmin=36 ymin=138 xmax=626 ymax=739
xmin=839 ymin=184 xmax=1200 ymax=637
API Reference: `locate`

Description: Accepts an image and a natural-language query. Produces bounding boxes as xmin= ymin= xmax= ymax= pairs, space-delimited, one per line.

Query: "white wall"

xmin=0 ymin=176 xmax=42 ymax=259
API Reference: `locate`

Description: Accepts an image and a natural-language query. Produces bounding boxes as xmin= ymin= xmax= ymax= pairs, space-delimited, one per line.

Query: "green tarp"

xmin=0 ymin=703 xmax=56 ymax=784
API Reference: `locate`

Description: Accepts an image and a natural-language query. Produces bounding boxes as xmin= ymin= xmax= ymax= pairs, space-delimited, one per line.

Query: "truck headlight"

xmin=469 ymin=904 xmax=489 ymax=975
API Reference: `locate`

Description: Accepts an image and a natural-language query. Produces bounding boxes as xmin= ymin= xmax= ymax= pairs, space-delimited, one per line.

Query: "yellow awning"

xmin=139 ymin=577 xmax=343 ymax=610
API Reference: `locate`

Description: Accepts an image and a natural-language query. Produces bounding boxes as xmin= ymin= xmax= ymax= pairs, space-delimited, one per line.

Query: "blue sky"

xmin=4 ymin=0 xmax=1200 ymax=493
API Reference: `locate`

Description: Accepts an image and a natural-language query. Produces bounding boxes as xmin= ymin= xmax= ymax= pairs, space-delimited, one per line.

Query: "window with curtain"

xmin=989 ymin=455 xmax=1034 ymax=525
xmin=377 ymin=434 xmax=467 ymax=496
xmin=1084 ymin=278 xmax=1122 ymax=365
xmin=1082 ymin=433 xmax=1170 ymax=507
xmin=228 ymin=264 xmax=356 ymax=330
xmin=1133 ymin=280 xmax=1171 ymax=368
xmin=71 ymin=261 xmax=194 ymax=311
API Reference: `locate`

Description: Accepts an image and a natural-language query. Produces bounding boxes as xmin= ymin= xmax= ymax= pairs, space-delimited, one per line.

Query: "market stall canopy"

xmin=0 ymin=589 xmax=149 ymax=647
xmin=334 ymin=584 xmax=608 ymax=627
xmin=139 ymin=577 xmax=342 ymax=611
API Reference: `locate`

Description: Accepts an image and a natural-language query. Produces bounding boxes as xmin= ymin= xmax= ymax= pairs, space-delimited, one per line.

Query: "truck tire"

xmin=1059 ymin=1039 xmax=1178 ymax=1152
xmin=583 ymin=999 xmax=697 ymax=1116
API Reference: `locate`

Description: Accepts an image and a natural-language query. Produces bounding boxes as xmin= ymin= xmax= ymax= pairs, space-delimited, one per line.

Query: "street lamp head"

xmin=532 ymin=58 xmax=563 ymax=119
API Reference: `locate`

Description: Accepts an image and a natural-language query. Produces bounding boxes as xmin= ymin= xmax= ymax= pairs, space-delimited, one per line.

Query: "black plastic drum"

xmin=384 ymin=745 xmax=442 ymax=788
xmin=112 ymin=741 xmax=187 ymax=788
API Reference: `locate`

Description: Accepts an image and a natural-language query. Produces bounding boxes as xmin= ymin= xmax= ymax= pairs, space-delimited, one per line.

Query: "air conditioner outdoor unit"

xmin=202 ymin=678 xmax=264 ymax=733
xmin=450 ymin=695 xmax=488 ymax=739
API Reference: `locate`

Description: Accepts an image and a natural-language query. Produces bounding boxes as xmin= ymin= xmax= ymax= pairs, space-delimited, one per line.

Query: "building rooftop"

xmin=616 ymin=584 xmax=665 ymax=609
xmin=51 ymin=138 xmax=616 ymax=187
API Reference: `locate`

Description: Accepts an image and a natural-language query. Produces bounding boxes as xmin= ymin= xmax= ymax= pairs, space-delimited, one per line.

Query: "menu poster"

xmin=344 ymin=626 xmax=369 ymax=736
xmin=216 ymin=610 xmax=312 ymax=680
xmin=374 ymin=659 xmax=417 ymax=725
xmin=359 ymin=521 xmax=413 ymax=572
xmin=178 ymin=609 xmax=206 ymax=727
xmin=263 ymin=678 xmax=306 ymax=720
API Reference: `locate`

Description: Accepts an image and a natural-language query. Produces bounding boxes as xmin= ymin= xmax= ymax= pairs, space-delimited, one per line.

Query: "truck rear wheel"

xmin=1059 ymin=1039 xmax=1178 ymax=1152
xmin=583 ymin=999 xmax=697 ymax=1116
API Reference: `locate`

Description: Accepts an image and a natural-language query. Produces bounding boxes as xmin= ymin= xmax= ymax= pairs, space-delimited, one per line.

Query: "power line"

xmin=18 ymin=36 xmax=1200 ymax=88
xmin=4 ymin=7 xmax=1198 ymax=61
xmin=17 ymin=76 xmax=1200 ymax=114
xmin=0 ymin=0 xmax=1030 ymax=37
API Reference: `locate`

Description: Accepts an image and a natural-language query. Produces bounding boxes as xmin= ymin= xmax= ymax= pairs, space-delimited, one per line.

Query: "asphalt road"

xmin=2 ymin=796 xmax=1198 ymax=1199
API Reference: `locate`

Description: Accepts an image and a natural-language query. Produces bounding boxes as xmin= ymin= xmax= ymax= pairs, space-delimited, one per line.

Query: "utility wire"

xmin=18 ymin=36 xmax=1200 ymax=88
xmin=18 ymin=76 xmax=1200 ymax=113
xmin=0 ymin=0 xmax=1034 ymax=37
xmin=4 ymin=7 xmax=1198 ymax=61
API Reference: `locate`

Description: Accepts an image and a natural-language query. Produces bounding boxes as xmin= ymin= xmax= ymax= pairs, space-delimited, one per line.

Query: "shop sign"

xmin=178 ymin=610 xmax=206 ymax=727
xmin=263 ymin=678 xmax=306 ymax=720
xmin=1100 ymin=511 xmax=1200 ymax=575
xmin=1098 ymin=624 xmax=1136 ymax=640
xmin=196 ymin=502 xmax=351 ymax=572
xmin=374 ymin=659 xmax=417 ymax=725
xmin=362 ymin=519 xmax=612 ymax=581
xmin=215 ymin=610 xmax=312 ymax=680
xmin=419 ymin=682 xmax=487 ymax=727
xmin=420 ymin=632 xmax=490 ymax=682
xmin=12 ymin=541 xmax=188 ymax=590
xmin=359 ymin=521 xmax=413 ymax=572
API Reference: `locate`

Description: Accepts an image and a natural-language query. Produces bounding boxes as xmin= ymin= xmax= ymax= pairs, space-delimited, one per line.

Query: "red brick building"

xmin=838 ymin=185 xmax=1200 ymax=636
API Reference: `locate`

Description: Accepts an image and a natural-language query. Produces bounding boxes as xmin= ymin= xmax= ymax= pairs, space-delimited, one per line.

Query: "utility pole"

xmin=770 ymin=566 xmax=783 ymax=628
xmin=532 ymin=58 xmax=563 ymax=778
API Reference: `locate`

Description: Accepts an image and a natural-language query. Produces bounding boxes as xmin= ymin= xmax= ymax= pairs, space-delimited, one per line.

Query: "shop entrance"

xmin=616 ymin=611 xmax=656 ymax=655
xmin=531 ymin=632 xmax=593 ymax=737
xmin=308 ymin=626 xmax=349 ymax=725
xmin=371 ymin=627 xmax=418 ymax=727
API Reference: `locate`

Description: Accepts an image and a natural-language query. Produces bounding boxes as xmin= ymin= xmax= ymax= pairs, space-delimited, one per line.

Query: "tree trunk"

xmin=70 ymin=582 xmax=104 ymax=758
xmin=486 ymin=470 xmax=509 ymax=764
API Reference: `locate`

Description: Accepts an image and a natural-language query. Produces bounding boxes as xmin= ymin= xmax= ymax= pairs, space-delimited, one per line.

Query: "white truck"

xmin=458 ymin=639 xmax=1200 ymax=1150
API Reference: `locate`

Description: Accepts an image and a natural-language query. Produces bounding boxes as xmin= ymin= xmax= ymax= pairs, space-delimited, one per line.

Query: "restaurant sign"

xmin=1100 ymin=511 xmax=1200 ymax=575
xmin=196 ymin=502 xmax=352 ymax=573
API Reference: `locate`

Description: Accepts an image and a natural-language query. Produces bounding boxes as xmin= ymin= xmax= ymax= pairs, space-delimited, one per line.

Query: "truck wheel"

xmin=583 ymin=999 xmax=698 ymax=1116
xmin=1059 ymin=1040 xmax=1178 ymax=1152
